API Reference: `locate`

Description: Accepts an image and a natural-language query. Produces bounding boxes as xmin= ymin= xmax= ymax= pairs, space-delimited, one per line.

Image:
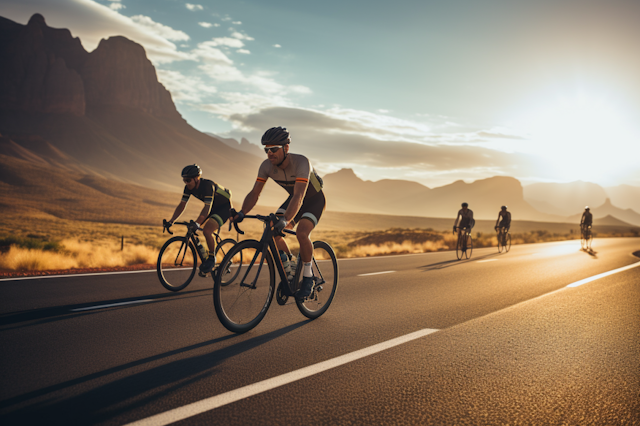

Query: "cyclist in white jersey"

xmin=232 ymin=127 xmax=326 ymax=300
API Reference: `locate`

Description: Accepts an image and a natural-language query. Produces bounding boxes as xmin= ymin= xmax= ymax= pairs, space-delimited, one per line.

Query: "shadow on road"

xmin=419 ymin=251 xmax=501 ymax=271
xmin=0 ymin=320 xmax=310 ymax=425
xmin=0 ymin=289 xmax=210 ymax=330
xmin=581 ymin=248 xmax=598 ymax=258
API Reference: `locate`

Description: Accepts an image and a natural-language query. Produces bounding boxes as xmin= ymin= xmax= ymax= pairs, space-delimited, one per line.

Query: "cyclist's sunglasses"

xmin=183 ymin=177 xmax=193 ymax=183
xmin=264 ymin=145 xmax=283 ymax=154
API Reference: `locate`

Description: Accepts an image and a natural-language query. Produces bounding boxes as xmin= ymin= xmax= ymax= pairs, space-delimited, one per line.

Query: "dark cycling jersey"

xmin=498 ymin=211 xmax=511 ymax=228
xmin=457 ymin=209 xmax=474 ymax=229
xmin=256 ymin=153 xmax=323 ymax=200
xmin=181 ymin=178 xmax=232 ymax=226
xmin=581 ymin=211 xmax=593 ymax=226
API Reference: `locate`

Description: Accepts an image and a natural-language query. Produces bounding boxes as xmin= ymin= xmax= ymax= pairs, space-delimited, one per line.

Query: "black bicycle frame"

xmin=236 ymin=214 xmax=297 ymax=295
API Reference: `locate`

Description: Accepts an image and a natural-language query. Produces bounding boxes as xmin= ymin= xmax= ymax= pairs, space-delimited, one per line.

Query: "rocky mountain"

xmin=0 ymin=14 xmax=291 ymax=205
xmin=604 ymin=184 xmax=640 ymax=214
xmin=567 ymin=198 xmax=640 ymax=227
xmin=523 ymin=181 xmax=608 ymax=216
xmin=322 ymin=170 xmax=566 ymax=221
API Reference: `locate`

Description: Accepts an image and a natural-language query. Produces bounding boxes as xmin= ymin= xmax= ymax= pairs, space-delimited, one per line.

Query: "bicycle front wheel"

xmin=456 ymin=234 xmax=464 ymax=260
xmin=214 ymin=238 xmax=241 ymax=285
xmin=157 ymin=236 xmax=197 ymax=292
xmin=505 ymin=234 xmax=511 ymax=252
xmin=497 ymin=232 xmax=504 ymax=253
xmin=213 ymin=240 xmax=275 ymax=334
xmin=465 ymin=234 xmax=473 ymax=259
xmin=296 ymin=241 xmax=339 ymax=320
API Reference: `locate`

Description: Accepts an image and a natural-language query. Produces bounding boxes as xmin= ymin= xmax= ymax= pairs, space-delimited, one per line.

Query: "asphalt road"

xmin=1 ymin=238 xmax=639 ymax=425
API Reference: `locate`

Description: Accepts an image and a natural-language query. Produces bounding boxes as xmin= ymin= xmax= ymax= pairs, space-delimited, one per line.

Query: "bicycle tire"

xmin=456 ymin=233 xmax=464 ymax=260
xmin=586 ymin=232 xmax=593 ymax=250
xmin=505 ymin=234 xmax=511 ymax=252
xmin=497 ymin=231 xmax=504 ymax=253
xmin=296 ymin=241 xmax=339 ymax=320
xmin=213 ymin=240 xmax=275 ymax=334
xmin=157 ymin=236 xmax=197 ymax=292
xmin=465 ymin=234 xmax=473 ymax=259
xmin=214 ymin=238 xmax=240 ymax=286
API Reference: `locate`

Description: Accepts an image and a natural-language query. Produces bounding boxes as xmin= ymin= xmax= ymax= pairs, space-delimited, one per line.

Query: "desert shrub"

xmin=0 ymin=236 xmax=62 ymax=252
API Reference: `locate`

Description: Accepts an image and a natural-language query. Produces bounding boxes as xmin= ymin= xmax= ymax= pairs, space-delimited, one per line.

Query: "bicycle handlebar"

xmin=230 ymin=213 xmax=296 ymax=237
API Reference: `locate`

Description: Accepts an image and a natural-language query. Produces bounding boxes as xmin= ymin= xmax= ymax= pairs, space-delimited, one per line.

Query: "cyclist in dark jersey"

xmin=453 ymin=202 xmax=474 ymax=251
xmin=495 ymin=205 xmax=511 ymax=232
xmin=580 ymin=206 xmax=593 ymax=228
xmin=164 ymin=164 xmax=233 ymax=275
xmin=232 ymin=127 xmax=326 ymax=300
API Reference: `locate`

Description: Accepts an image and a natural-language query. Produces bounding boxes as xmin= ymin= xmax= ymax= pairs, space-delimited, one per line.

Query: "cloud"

xmin=156 ymin=69 xmax=217 ymax=103
xmin=237 ymin=49 xmax=251 ymax=54
xmin=218 ymin=106 xmax=540 ymax=180
xmin=230 ymin=31 xmax=254 ymax=41
xmin=185 ymin=3 xmax=203 ymax=11
xmin=130 ymin=15 xmax=189 ymax=41
xmin=0 ymin=0 xmax=192 ymax=64
xmin=274 ymin=44 xmax=281 ymax=48
xmin=109 ymin=2 xmax=124 ymax=10
xmin=200 ymin=37 xmax=245 ymax=48
xmin=198 ymin=22 xmax=212 ymax=28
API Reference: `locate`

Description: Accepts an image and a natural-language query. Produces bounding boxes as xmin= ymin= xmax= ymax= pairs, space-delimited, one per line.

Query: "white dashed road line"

xmin=477 ymin=259 xmax=498 ymax=263
xmin=357 ymin=271 xmax=396 ymax=276
xmin=70 ymin=300 xmax=154 ymax=312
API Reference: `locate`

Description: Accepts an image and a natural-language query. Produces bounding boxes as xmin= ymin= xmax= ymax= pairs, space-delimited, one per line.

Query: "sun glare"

xmin=516 ymin=94 xmax=639 ymax=184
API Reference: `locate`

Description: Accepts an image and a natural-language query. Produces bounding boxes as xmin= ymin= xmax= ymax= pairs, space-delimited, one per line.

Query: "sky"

xmin=1 ymin=0 xmax=639 ymax=188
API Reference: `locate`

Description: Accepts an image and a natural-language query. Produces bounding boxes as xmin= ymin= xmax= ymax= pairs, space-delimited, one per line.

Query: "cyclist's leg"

xmin=294 ymin=194 xmax=325 ymax=298
xmin=204 ymin=199 xmax=230 ymax=252
xmin=274 ymin=197 xmax=293 ymax=256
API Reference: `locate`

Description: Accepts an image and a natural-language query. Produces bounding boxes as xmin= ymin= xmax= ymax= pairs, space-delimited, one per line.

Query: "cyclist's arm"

xmin=168 ymin=201 xmax=187 ymax=224
xmin=283 ymin=180 xmax=307 ymax=223
xmin=239 ymin=180 xmax=265 ymax=215
xmin=453 ymin=213 xmax=460 ymax=228
xmin=495 ymin=213 xmax=501 ymax=228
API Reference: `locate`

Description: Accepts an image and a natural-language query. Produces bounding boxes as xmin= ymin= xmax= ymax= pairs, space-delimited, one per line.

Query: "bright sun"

xmin=516 ymin=94 xmax=639 ymax=184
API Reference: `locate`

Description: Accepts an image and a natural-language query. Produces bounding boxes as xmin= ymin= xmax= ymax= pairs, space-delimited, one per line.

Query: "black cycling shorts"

xmin=207 ymin=198 xmax=231 ymax=227
xmin=276 ymin=192 xmax=326 ymax=227
xmin=498 ymin=220 xmax=510 ymax=229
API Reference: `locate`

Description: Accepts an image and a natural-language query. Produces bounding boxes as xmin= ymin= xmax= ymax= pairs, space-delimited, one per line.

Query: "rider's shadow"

xmin=420 ymin=252 xmax=501 ymax=271
xmin=582 ymin=248 xmax=598 ymax=258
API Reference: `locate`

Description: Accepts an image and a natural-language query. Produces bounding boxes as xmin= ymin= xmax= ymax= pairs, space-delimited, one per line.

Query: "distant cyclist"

xmin=453 ymin=202 xmax=475 ymax=245
xmin=232 ymin=127 xmax=325 ymax=300
xmin=580 ymin=206 xmax=593 ymax=229
xmin=495 ymin=205 xmax=511 ymax=233
xmin=164 ymin=164 xmax=233 ymax=275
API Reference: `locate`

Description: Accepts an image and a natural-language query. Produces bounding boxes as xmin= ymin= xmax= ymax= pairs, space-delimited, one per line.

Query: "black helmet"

xmin=261 ymin=127 xmax=290 ymax=145
xmin=501 ymin=205 xmax=507 ymax=210
xmin=461 ymin=202 xmax=468 ymax=207
xmin=181 ymin=164 xmax=202 ymax=178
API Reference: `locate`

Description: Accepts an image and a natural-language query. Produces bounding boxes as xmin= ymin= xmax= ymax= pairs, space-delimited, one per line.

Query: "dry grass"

xmin=1 ymin=213 xmax=638 ymax=273
xmin=0 ymin=239 xmax=158 ymax=271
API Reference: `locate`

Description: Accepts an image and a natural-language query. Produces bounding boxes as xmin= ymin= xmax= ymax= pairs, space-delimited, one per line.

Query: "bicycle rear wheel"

xmin=296 ymin=241 xmax=338 ymax=320
xmin=213 ymin=240 xmax=275 ymax=334
xmin=497 ymin=232 xmax=504 ymax=253
xmin=214 ymin=238 xmax=241 ymax=286
xmin=505 ymin=234 xmax=511 ymax=252
xmin=465 ymin=234 xmax=473 ymax=259
xmin=157 ymin=236 xmax=197 ymax=292
xmin=586 ymin=231 xmax=593 ymax=250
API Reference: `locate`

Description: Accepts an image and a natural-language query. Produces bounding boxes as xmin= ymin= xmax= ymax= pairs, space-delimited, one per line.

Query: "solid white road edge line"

xmin=125 ymin=328 xmax=440 ymax=426
xmin=70 ymin=300 xmax=154 ymax=312
xmin=357 ymin=270 xmax=396 ymax=276
xmin=0 ymin=268 xmax=159 ymax=282
xmin=566 ymin=261 xmax=640 ymax=287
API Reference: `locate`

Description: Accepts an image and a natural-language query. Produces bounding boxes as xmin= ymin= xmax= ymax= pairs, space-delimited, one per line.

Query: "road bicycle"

xmin=497 ymin=227 xmax=511 ymax=253
xmin=580 ymin=224 xmax=593 ymax=250
xmin=157 ymin=220 xmax=239 ymax=292
xmin=454 ymin=226 xmax=473 ymax=260
xmin=213 ymin=213 xmax=338 ymax=334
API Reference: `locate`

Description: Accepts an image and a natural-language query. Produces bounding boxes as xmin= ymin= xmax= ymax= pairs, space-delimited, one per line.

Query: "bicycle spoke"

xmin=296 ymin=241 xmax=338 ymax=319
